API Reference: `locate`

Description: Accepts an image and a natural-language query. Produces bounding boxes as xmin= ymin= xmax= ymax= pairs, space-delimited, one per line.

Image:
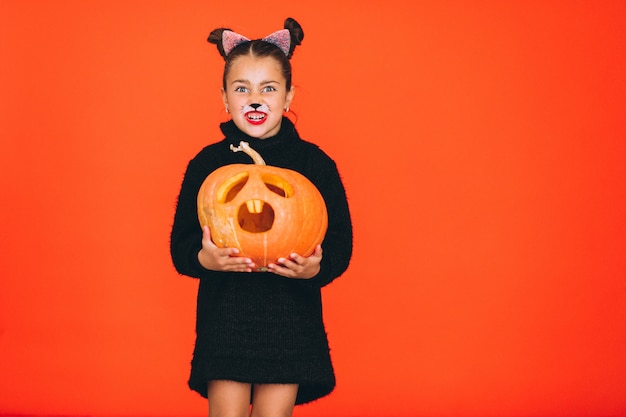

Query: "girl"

xmin=170 ymin=17 xmax=353 ymax=417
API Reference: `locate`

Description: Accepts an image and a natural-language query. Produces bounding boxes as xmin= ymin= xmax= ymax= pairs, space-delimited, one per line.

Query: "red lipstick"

xmin=245 ymin=111 xmax=267 ymax=125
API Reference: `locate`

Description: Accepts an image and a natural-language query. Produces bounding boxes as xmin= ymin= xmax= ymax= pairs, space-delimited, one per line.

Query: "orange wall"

xmin=1 ymin=1 xmax=625 ymax=416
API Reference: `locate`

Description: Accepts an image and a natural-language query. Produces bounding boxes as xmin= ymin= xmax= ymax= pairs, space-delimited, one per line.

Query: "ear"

xmin=221 ymin=88 xmax=229 ymax=112
xmin=285 ymin=86 xmax=295 ymax=110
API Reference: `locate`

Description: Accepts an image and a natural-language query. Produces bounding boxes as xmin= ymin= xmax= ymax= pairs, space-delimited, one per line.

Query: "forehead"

xmin=227 ymin=55 xmax=285 ymax=82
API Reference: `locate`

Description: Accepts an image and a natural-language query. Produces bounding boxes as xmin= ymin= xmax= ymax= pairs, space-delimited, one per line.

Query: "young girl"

xmin=170 ymin=17 xmax=353 ymax=417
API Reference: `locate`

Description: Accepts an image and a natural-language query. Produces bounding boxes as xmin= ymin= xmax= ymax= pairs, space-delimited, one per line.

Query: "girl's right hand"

xmin=197 ymin=226 xmax=254 ymax=272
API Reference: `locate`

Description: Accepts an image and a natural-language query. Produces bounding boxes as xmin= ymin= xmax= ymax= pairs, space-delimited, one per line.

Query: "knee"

xmin=207 ymin=380 xmax=252 ymax=417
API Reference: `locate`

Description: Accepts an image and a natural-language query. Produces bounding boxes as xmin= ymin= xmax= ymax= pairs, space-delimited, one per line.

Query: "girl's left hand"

xmin=267 ymin=245 xmax=322 ymax=279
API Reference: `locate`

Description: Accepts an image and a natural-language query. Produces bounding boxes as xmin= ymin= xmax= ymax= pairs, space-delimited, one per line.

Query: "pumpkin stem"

xmin=230 ymin=141 xmax=266 ymax=166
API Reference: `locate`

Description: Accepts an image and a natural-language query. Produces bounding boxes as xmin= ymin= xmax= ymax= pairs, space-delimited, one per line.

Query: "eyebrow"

xmin=230 ymin=79 xmax=280 ymax=86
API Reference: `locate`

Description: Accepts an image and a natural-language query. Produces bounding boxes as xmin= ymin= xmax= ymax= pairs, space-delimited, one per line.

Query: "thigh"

xmin=250 ymin=383 xmax=298 ymax=417
xmin=207 ymin=380 xmax=252 ymax=417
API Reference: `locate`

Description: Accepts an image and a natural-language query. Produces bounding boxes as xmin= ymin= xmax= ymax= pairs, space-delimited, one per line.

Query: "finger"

xmin=216 ymin=246 xmax=241 ymax=257
xmin=267 ymin=262 xmax=293 ymax=277
xmin=225 ymin=262 xmax=253 ymax=272
xmin=217 ymin=255 xmax=254 ymax=271
xmin=288 ymin=253 xmax=305 ymax=265
xmin=277 ymin=257 xmax=299 ymax=269
xmin=201 ymin=226 xmax=218 ymax=248
xmin=204 ymin=226 xmax=244 ymax=257
xmin=224 ymin=252 xmax=254 ymax=267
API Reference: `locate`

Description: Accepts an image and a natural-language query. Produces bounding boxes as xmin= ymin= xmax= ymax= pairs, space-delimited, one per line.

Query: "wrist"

xmin=197 ymin=249 xmax=210 ymax=270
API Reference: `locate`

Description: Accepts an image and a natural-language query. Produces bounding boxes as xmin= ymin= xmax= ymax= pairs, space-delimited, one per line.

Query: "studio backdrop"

xmin=1 ymin=1 xmax=625 ymax=416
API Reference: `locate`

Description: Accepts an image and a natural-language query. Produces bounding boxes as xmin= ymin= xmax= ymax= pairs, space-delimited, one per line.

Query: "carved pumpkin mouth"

xmin=238 ymin=199 xmax=275 ymax=233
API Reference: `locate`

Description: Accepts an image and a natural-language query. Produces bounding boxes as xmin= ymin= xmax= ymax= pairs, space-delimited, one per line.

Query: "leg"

xmin=207 ymin=380 xmax=252 ymax=417
xmin=250 ymin=383 xmax=298 ymax=417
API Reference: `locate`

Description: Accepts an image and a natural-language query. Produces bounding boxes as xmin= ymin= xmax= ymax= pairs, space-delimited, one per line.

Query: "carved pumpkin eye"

xmin=217 ymin=172 xmax=249 ymax=203
xmin=261 ymin=173 xmax=294 ymax=198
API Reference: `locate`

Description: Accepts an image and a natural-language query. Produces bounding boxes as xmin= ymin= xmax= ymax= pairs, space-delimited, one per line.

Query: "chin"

xmin=247 ymin=125 xmax=281 ymax=139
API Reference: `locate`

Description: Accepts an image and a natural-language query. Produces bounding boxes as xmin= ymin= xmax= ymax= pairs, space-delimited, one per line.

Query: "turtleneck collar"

xmin=220 ymin=117 xmax=299 ymax=152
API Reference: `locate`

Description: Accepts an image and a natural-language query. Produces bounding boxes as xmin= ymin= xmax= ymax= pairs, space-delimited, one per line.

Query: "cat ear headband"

xmin=222 ymin=29 xmax=291 ymax=57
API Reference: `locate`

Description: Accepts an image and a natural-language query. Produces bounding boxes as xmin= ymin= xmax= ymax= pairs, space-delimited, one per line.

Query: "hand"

xmin=267 ymin=245 xmax=323 ymax=279
xmin=197 ymin=226 xmax=254 ymax=272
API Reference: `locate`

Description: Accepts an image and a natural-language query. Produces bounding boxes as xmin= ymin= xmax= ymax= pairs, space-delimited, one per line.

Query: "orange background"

xmin=1 ymin=1 xmax=625 ymax=416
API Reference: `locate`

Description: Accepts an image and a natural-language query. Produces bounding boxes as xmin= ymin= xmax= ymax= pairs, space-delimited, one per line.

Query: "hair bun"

xmin=207 ymin=28 xmax=231 ymax=59
xmin=284 ymin=18 xmax=304 ymax=58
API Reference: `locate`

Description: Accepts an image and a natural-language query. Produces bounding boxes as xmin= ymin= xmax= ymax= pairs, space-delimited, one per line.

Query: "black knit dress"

xmin=170 ymin=118 xmax=353 ymax=405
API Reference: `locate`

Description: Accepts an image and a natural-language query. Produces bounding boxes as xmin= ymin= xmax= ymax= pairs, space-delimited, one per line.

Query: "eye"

xmin=234 ymin=86 xmax=249 ymax=93
xmin=262 ymin=85 xmax=277 ymax=93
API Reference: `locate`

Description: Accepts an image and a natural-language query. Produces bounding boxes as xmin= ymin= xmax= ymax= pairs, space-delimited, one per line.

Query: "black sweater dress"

xmin=170 ymin=117 xmax=353 ymax=405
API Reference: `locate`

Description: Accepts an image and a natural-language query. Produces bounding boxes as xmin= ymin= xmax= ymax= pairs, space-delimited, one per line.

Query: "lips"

xmin=245 ymin=111 xmax=267 ymax=125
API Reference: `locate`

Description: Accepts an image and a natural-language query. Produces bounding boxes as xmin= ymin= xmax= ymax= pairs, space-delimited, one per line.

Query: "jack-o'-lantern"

xmin=197 ymin=141 xmax=328 ymax=271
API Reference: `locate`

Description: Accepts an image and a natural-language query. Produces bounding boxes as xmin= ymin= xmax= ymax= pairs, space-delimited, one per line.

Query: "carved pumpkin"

xmin=197 ymin=141 xmax=328 ymax=271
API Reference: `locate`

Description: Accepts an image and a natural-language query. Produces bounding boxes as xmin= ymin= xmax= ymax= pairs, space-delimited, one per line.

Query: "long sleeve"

xmin=305 ymin=156 xmax=353 ymax=288
xmin=170 ymin=154 xmax=219 ymax=280
xmin=171 ymin=131 xmax=249 ymax=279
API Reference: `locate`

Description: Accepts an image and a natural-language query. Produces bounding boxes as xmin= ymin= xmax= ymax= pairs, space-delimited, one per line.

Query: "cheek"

xmin=271 ymin=95 xmax=289 ymax=110
xmin=226 ymin=94 xmax=240 ymax=106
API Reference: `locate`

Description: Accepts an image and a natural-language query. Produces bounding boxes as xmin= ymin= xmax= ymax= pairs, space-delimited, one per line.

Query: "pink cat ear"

xmin=222 ymin=30 xmax=251 ymax=56
xmin=262 ymin=29 xmax=291 ymax=56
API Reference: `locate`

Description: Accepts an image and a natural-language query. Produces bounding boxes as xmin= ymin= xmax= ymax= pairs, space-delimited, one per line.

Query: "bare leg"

xmin=207 ymin=380 xmax=252 ymax=417
xmin=250 ymin=383 xmax=298 ymax=417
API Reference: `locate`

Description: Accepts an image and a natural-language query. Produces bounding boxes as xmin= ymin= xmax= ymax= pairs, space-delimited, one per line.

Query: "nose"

xmin=250 ymin=103 xmax=262 ymax=110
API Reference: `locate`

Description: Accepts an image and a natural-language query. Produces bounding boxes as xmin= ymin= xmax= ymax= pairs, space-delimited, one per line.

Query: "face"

xmin=222 ymin=55 xmax=294 ymax=140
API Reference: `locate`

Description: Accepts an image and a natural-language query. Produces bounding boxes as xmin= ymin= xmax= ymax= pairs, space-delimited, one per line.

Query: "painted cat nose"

xmin=250 ymin=103 xmax=262 ymax=109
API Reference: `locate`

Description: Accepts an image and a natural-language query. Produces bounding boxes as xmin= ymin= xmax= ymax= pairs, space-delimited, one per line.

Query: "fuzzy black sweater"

xmin=170 ymin=118 xmax=353 ymax=404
